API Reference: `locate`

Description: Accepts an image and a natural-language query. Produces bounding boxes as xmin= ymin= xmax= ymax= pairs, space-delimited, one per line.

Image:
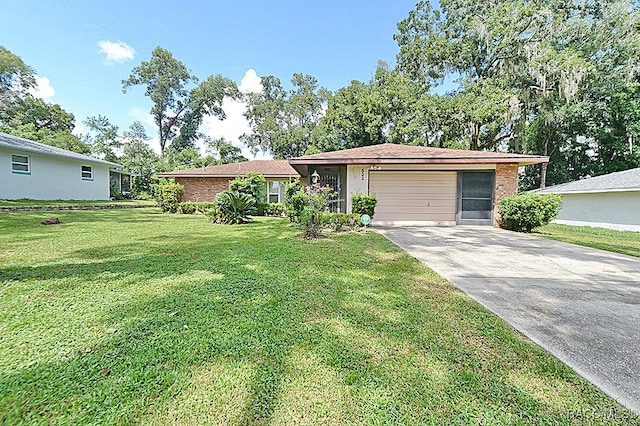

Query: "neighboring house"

xmin=0 ymin=132 xmax=129 ymax=200
xmin=534 ymin=167 xmax=640 ymax=232
xmin=289 ymin=144 xmax=548 ymax=226
xmin=157 ymin=160 xmax=300 ymax=203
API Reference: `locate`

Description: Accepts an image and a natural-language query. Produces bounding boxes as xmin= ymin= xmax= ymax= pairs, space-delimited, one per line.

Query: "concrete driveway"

xmin=377 ymin=226 xmax=640 ymax=414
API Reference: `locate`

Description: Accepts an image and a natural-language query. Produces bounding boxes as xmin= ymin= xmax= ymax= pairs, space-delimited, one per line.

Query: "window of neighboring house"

xmin=11 ymin=154 xmax=30 ymax=174
xmin=267 ymin=181 xmax=284 ymax=203
xmin=81 ymin=165 xmax=93 ymax=180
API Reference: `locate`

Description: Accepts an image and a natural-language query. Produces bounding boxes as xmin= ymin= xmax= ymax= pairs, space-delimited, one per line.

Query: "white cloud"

xmin=28 ymin=76 xmax=55 ymax=101
xmin=98 ymin=40 xmax=135 ymax=65
xmin=239 ymin=68 xmax=263 ymax=94
xmin=201 ymin=69 xmax=270 ymax=160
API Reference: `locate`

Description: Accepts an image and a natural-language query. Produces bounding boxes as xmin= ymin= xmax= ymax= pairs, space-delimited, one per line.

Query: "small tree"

xmin=498 ymin=193 xmax=562 ymax=232
xmin=295 ymin=178 xmax=334 ymax=239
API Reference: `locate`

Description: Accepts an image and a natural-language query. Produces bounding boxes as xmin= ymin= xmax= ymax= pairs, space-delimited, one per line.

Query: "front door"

xmin=319 ymin=172 xmax=340 ymax=212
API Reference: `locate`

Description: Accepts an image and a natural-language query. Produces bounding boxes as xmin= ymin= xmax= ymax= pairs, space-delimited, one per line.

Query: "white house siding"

xmin=345 ymin=163 xmax=495 ymax=214
xmin=555 ymin=191 xmax=640 ymax=231
xmin=1 ymin=148 xmax=111 ymax=200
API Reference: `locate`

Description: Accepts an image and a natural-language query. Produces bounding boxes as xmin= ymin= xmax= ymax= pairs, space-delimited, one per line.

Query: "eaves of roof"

xmin=0 ymin=132 xmax=121 ymax=168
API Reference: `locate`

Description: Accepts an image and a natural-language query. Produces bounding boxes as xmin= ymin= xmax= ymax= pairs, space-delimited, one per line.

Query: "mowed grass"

xmin=0 ymin=209 xmax=637 ymax=425
xmin=0 ymin=199 xmax=156 ymax=207
xmin=536 ymin=223 xmax=640 ymax=258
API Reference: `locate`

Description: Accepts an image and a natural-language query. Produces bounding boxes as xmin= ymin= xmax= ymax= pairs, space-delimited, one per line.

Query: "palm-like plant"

xmin=214 ymin=191 xmax=256 ymax=224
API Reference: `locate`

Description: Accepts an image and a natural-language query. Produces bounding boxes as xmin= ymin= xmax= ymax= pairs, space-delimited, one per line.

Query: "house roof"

xmin=534 ymin=167 xmax=640 ymax=194
xmin=157 ymin=159 xmax=300 ymax=179
xmin=289 ymin=143 xmax=549 ymax=167
xmin=0 ymin=132 xmax=121 ymax=168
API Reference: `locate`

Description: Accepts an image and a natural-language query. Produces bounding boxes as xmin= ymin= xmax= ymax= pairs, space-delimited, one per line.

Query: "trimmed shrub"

xmin=154 ymin=183 xmax=184 ymax=213
xmin=178 ymin=202 xmax=217 ymax=214
xmin=253 ymin=202 xmax=285 ymax=217
xmin=320 ymin=212 xmax=362 ymax=231
xmin=265 ymin=202 xmax=285 ymax=217
xmin=229 ymin=172 xmax=266 ymax=203
xmin=498 ymin=193 xmax=562 ymax=232
xmin=351 ymin=193 xmax=378 ymax=218
xmin=211 ymin=191 xmax=256 ymax=224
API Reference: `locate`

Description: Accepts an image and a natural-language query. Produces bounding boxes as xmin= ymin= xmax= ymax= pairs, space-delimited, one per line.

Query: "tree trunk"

xmin=539 ymin=138 xmax=549 ymax=189
xmin=470 ymin=123 xmax=480 ymax=150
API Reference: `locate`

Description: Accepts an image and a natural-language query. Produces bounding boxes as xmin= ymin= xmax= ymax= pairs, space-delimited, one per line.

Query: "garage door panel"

xmin=369 ymin=171 xmax=457 ymax=224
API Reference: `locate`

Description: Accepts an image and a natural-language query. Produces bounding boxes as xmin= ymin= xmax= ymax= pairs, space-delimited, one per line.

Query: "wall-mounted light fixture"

xmin=311 ymin=170 xmax=320 ymax=184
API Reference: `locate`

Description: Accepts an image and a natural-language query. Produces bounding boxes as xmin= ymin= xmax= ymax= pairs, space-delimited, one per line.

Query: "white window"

xmin=267 ymin=181 xmax=285 ymax=203
xmin=81 ymin=165 xmax=93 ymax=180
xmin=11 ymin=154 xmax=30 ymax=174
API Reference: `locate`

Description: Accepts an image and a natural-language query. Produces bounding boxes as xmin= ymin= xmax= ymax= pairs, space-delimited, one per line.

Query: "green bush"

xmin=255 ymin=202 xmax=268 ymax=216
xmin=320 ymin=212 xmax=362 ymax=231
xmin=351 ymin=193 xmax=378 ymax=218
xmin=178 ymin=202 xmax=217 ymax=214
xmin=204 ymin=204 xmax=223 ymax=223
xmin=498 ymin=193 xmax=562 ymax=232
xmin=285 ymin=188 xmax=307 ymax=222
xmin=211 ymin=191 xmax=256 ymax=224
xmin=154 ymin=183 xmax=184 ymax=213
xmin=229 ymin=172 xmax=266 ymax=203
xmin=265 ymin=203 xmax=285 ymax=217
xmin=284 ymin=179 xmax=302 ymax=200
xmin=253 ymin=202 xmax=285 ymax=217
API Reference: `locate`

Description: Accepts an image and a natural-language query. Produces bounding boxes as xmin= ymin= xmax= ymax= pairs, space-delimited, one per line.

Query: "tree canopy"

xmin=122 ymin=46 xmax=239 ymax=155
xmin=242 ymin=73 xmax=331 ymax=158
xmin=391 ymin=0 xmax=640 ymax=187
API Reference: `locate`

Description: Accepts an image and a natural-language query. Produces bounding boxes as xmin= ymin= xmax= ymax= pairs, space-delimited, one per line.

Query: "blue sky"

xmin=3 ymin=1 xmax=420 ymax=157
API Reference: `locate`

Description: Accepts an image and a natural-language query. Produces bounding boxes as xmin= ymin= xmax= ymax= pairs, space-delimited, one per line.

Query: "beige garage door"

xmin=369 ymin=171 xmax=457 ymax=225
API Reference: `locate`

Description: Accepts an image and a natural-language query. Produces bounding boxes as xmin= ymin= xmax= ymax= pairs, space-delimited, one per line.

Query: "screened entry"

xmin=457 ymin=171 xmax=494 ymax=225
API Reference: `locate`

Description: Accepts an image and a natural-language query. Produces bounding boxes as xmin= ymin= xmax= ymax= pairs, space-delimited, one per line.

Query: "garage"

xmin=369 ymin=171 xmax=458 ymax=225
xmin=288 ymin=143 xmax=549 ymax=227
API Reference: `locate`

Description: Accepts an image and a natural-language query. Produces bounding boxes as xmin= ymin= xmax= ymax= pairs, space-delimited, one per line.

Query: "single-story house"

xmin=289 ymin=144 xmax=548 ymax=226
xmin=534 ymin=167 xmax=640 ymax=232
xmin=157 ymin=160 xmax=300 ymax=203
xmin=1 ymin=132 xmax=129 ymax=200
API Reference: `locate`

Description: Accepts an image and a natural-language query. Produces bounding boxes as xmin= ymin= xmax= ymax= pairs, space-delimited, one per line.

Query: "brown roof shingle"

xmin=157 ymin=160 xmax=299 ymax=178
xmin=289 ymin=143 xmax=548 ymax=165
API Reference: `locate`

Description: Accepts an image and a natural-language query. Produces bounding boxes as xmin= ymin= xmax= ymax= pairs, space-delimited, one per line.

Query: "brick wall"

xmin=493 ymin=164 xmax=519 ymax=225
xmin=176 ymin=177 xmax=230 ymax=202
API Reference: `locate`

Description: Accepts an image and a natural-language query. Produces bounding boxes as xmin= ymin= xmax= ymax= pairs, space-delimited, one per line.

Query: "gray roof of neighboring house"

xmin=535 ymin=167 xmax=640 ymax=194
xmin=0 ymin=132 xmax=122 ymax=168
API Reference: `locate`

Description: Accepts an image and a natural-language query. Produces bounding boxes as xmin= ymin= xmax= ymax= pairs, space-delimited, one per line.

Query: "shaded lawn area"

xmin=0 ymin=199 xmax=156 ymax=208
xmin=0 ymin=209 xmax=637 ymax=425
xmin=535 ymin=223 xmax=640 ymax=258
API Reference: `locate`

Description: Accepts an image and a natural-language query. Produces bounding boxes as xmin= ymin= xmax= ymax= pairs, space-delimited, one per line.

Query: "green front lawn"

xmin=536 ymin=223 xmax=640 ymax=258
xmin=0 ymin=210 xmax=637 ymax=424
xmin=0 ymin=199 xmax=156 ymax=207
